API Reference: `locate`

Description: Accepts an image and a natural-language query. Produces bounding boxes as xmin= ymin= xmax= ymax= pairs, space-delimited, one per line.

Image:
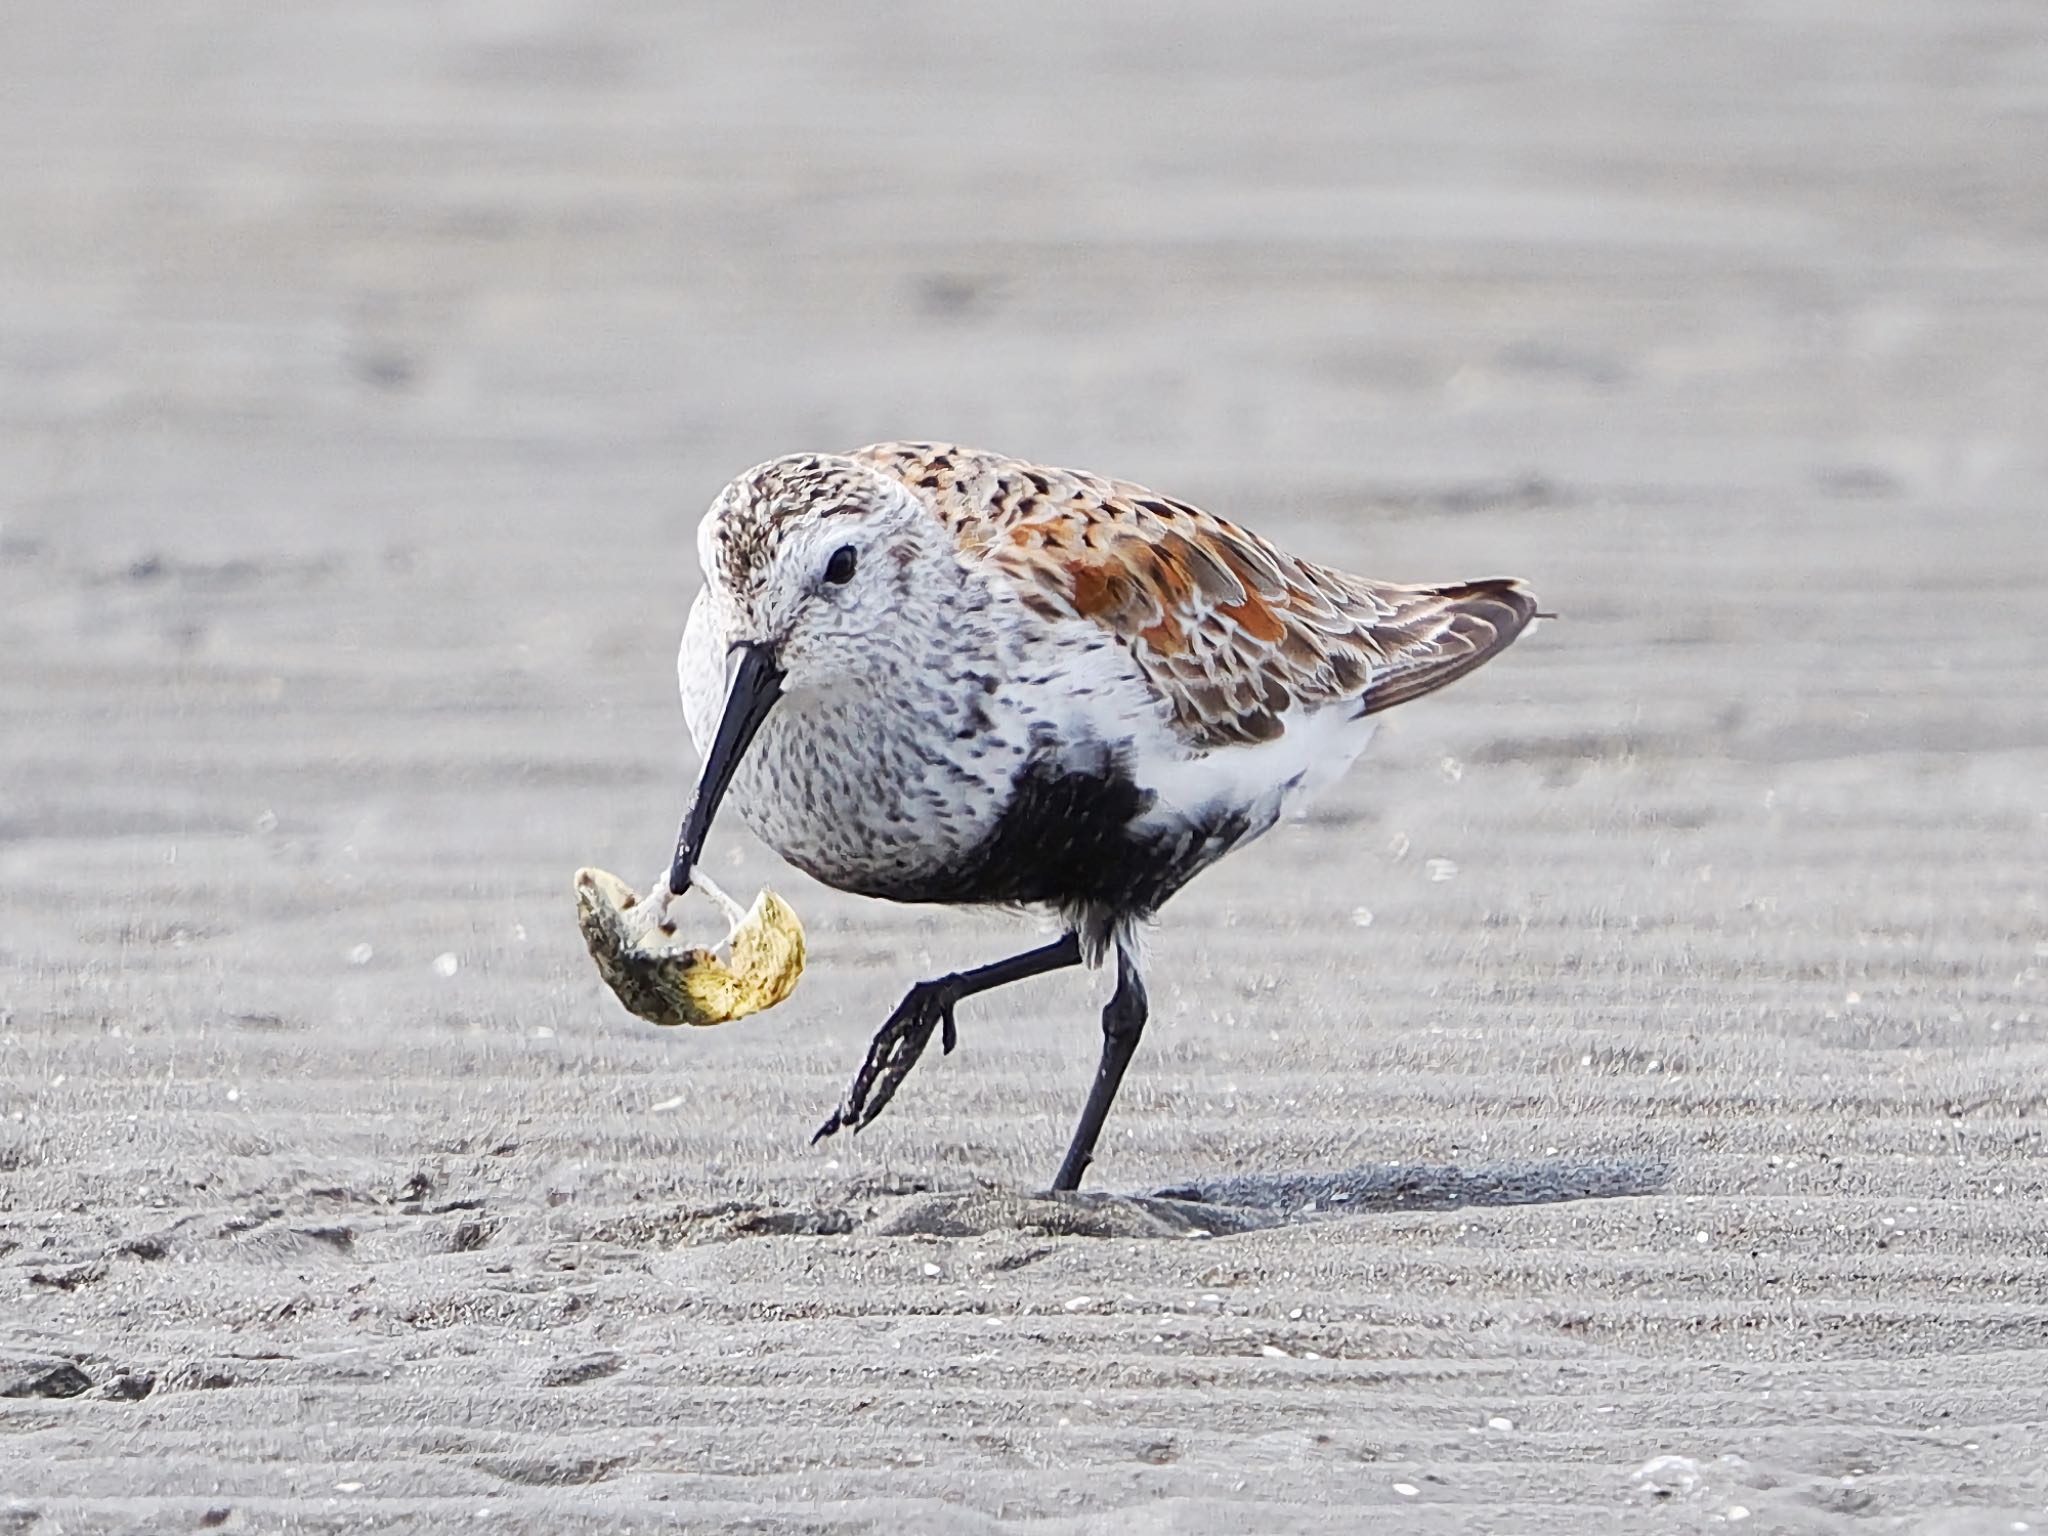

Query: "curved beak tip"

xmin=668 ymin=641 xmax=785 ymax=894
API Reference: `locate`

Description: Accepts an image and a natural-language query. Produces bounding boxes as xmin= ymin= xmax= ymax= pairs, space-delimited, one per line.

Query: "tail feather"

xmin=1353 ymin=577 xmax=1541 ymax=716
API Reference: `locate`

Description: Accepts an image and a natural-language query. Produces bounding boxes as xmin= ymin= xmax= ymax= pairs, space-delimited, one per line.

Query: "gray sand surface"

xmin=4 ymin=3 xmax=2046 ymax=1530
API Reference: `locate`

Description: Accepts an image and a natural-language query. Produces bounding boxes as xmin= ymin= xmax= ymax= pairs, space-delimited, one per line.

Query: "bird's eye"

xmin=823 ymin=545 xmax=858 ymax=586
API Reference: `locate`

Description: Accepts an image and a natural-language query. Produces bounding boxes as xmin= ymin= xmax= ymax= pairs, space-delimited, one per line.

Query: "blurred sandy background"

xmin=4 ymin=3 xmax=2046 ymax=1531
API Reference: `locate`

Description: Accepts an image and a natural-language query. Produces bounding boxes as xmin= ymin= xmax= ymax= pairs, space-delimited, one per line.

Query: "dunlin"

xmin=663 ymin=443 xmax=1538 ymax=1190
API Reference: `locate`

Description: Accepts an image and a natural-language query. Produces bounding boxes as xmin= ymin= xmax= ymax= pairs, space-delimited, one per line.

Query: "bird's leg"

xmin=814 ymin=932 xmax=1082 ymax=1142
xmin=1050 ymin=940 xmax=1149 ymax=1193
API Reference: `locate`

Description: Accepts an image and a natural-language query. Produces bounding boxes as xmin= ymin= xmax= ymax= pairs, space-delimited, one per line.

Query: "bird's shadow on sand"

xmin=685 ymin=1156 xmax=1675 ymax=1242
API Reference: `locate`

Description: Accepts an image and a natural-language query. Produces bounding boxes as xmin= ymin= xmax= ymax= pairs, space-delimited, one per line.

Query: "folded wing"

xmin=853 ymin=442 xmax=1538 ymax=750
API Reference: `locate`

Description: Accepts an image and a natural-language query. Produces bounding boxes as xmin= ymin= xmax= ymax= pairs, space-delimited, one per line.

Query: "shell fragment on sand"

xmin=573 ymin=867 xmax=805 ymax=1027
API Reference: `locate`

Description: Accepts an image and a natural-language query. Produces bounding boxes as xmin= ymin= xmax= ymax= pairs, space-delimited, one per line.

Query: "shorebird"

xmin=662 ymin=443 xmax=1537 ymax=1191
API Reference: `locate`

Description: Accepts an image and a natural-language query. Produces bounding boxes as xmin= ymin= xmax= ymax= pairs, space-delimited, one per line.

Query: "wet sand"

xmin=4 ymin=3 xmax=2047 ymax=1530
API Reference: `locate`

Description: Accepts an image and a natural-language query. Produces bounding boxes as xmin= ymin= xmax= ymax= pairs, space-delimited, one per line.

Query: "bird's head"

xmin=691 ymin=453 xmax=941 ymax=691
xmin=666 ymin=453 xmax=950 ymax=894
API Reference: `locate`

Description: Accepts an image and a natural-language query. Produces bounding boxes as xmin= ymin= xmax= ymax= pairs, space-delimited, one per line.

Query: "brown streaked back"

xmin=851 ymin=442 xmax=1539 ymax=751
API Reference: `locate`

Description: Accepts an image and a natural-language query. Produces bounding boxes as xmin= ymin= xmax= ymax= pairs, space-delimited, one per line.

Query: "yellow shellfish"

xmin=574 ymin=867 xmax=805 ymax=1027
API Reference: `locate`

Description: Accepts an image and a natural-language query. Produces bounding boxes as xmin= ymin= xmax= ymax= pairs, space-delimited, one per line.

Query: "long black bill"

xmin=668 ymin=641 xmax=785 ymax=896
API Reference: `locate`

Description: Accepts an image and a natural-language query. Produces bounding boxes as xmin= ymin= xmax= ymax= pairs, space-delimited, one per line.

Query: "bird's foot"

xmin=812 ymin=980 xmax=959 ymax=1143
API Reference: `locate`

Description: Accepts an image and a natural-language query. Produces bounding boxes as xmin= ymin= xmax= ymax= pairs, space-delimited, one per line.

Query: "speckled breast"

xmin=722 ymin=686 xmax=1021 ymax=900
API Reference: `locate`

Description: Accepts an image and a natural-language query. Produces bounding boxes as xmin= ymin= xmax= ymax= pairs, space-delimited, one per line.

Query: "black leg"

xmin=1050 ymin=941 xmax=1149 ymax=1193
xmin=813 ymin=932 xmax=1082 ymax=1143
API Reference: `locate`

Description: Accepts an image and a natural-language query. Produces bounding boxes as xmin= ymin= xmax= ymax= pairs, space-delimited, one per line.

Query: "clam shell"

xmin=574 ymin=867 xmax=805 ymax=1027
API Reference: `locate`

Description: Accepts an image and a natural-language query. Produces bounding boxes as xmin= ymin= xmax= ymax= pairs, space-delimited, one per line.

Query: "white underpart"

xmin=1028 ymin=617 xmax=1380 ymax=841
xmin=1140 ymin=705 xmax=1378 ymax=829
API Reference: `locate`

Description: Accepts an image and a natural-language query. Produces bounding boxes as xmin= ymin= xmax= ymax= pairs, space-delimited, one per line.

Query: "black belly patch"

xmin=851 ymin=756 xmax=1252 ymax=920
